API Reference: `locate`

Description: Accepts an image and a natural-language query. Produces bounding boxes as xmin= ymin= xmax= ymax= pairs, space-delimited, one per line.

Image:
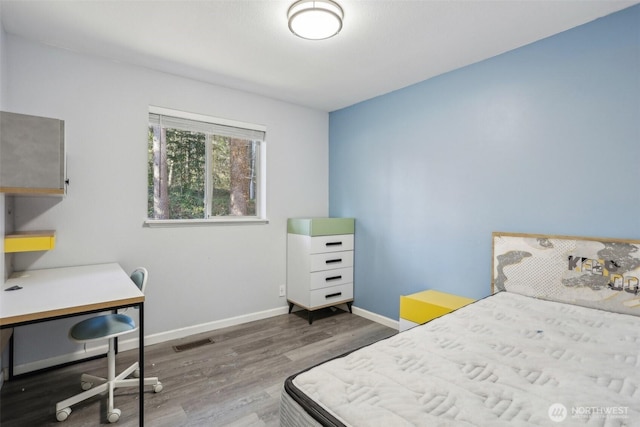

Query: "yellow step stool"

xmin=399 ymin=290 xmax=474 ymax=331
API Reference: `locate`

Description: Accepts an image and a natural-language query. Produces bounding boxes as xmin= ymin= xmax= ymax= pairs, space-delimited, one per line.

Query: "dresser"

xmin=287 ymin=218 xmax=355 ymax=324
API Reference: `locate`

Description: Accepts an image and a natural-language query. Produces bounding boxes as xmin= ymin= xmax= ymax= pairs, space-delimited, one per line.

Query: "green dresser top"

xmin=287 ymin=218 xmax=355 ymax=236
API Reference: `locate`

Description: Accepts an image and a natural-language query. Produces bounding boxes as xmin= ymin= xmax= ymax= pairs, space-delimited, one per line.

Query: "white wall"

xmin=0 ymin=2 xmax=4 ymax=111
xmin=0 ymin=0 xmax=7 ymax=265
xmin=0 ymin=3 xmax=7 ymax=388
xmin=4 ymin=34 xmax=329 ymax=370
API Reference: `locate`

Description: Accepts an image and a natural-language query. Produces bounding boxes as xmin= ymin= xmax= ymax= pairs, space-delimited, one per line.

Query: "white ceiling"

xmin=1 ymin=0 xmax=638 ymax=112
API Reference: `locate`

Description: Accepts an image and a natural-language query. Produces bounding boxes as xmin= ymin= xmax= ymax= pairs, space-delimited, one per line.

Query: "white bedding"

xmin=289 ymin=292 xmax=640 ymax=426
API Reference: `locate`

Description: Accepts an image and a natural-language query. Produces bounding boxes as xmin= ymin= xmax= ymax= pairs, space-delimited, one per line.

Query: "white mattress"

xmin=286 ymin=292 xmax=640 ymax=426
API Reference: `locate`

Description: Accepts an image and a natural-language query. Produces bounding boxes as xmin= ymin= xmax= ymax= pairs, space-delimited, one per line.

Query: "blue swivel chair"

xmin=55 ymin=267 xmax=163 ymax=423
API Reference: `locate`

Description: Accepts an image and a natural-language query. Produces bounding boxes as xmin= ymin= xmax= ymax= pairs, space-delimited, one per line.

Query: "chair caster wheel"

xmin=81 ymin=381 xmax=93 ymax=390
xmin=107 ymin=408 xmax=121 ymax=423
xmin=56 ymin=407 xmax=71 ymax=422
xmin=153 ymin=382 xmax=163 ymax=393
xmin=133 ymin=369 xmax=140 ymax=378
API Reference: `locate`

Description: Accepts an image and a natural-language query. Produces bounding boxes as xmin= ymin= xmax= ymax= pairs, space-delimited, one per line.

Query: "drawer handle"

xmin=326 ymin=258 xmax=342 ymax=264
xmin=326 ymin=292 xmax=342 ymax=299
xmin=325 ymin=275 xmax=342 ymax=281
xmin=326 ymin=242 xmax=343 ymax=247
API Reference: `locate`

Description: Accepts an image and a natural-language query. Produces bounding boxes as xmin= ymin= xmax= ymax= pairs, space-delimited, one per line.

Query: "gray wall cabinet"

xmin=1 ymin=111 xmax=66 ymax=195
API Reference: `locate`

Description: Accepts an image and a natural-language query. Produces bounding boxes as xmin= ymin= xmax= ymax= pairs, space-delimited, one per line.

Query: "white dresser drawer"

xmin=310 ymin=234 xmax=354 ymax=254
xmin=310 ymin=283 xmax=353 ymax=308
xmin=310 ymin=267 xmax=353 ymax=290
xmin=310 ymin=251 xmax=354 ymax=272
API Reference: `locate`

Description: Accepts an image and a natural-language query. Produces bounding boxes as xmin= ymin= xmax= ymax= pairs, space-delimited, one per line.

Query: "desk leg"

xmin=114 ymin=309 xmax=119 ymax=355
xmin=8 ymin=332 xmax=14 ymax=380
xmin=139 ymin=302 xmax=144 ymax=426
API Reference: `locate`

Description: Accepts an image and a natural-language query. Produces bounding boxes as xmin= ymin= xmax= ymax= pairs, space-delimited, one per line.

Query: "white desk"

xmin=0 ymin=263 xmax=146 ymax=424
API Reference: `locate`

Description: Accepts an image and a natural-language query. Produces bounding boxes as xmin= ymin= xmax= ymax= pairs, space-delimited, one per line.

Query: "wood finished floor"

xmin=0 ymin=307 xmax=396 ymax=426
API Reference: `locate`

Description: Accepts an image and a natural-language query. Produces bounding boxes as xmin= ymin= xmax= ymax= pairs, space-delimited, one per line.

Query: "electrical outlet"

xmin=279 ymin=285 xmax=286 ymax=297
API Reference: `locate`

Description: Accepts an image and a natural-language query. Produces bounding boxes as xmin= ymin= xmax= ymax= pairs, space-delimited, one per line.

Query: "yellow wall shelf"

xmin=4 ymin=230 xmax=56 ymax=253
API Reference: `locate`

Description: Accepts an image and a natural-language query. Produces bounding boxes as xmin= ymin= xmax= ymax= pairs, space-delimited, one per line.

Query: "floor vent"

xmin=173 ymin=338 xmax=214 ymax=352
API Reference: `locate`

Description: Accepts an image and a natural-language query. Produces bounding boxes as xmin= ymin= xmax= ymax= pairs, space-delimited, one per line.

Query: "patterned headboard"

xmin=492 ymin=232 xmax=640 ymax=316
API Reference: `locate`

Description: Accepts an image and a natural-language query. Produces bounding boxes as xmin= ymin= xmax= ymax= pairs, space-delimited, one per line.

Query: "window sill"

xmin=144 ymin=218 xmax=269 ymax=228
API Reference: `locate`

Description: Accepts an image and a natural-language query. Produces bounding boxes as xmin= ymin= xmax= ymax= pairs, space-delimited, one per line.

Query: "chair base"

xmin=55 ymin=340 xmax=162 ymax=423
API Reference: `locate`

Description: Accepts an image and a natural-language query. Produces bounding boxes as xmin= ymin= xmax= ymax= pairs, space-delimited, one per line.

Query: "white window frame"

xmin=145 ymin=106 xmax=268 ymax=227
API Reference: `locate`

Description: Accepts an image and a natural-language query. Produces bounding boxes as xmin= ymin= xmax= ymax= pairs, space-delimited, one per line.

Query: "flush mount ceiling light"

xmin=288 ymin=0 xmax=344 ymax=40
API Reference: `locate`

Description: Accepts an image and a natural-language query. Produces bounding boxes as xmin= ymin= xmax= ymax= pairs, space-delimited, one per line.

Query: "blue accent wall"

xmin=329 ymin=5 xmax=640 ymax=320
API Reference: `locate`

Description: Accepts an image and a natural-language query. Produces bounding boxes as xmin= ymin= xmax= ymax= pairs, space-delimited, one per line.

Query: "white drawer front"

xmin=310 ymin=267 xmax=353 ymax=290
xmin=310 ymin=234 xmax=354 ymax=254
xmin=310 ymin=251 xmax=354 ymax=272
xmin=310 ymin=283 xmax=353 ymax=308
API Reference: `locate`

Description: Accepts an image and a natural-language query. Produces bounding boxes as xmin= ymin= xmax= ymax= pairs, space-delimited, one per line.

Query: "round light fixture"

xmin=288 ymin=0 xmax=344 ymax=40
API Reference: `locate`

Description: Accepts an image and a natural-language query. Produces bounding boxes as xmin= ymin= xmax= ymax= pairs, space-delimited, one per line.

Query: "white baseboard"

xmin=11 ymin=304 xmax=395 ymax=376
xmin=351 ymin=305 xmax=399 ymax=330
xmin=12 ymin=344 xmax=109 ymax=376
xmin=11 ymin=306 xmax=289 ymax=375
xmin=143 ymin=306 xmax=290 ymax=346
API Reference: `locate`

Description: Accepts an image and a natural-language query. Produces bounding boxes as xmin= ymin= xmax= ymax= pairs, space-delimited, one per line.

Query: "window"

xmin=147 ymin=107 xmax=266 ymax=224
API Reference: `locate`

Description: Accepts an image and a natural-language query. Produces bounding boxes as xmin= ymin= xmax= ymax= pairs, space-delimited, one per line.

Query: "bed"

xmin=280 ymin=232 xmax=640 ymax=426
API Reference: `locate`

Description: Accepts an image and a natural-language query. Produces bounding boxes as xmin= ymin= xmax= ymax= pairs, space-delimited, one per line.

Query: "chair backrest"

xmin=130 ymin=267 xmax=148 ymax=294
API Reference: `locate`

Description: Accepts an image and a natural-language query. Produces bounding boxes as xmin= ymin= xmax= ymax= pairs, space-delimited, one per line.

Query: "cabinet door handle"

xmin=325 ymin=292 xmax=342 ymax=299
xmin=325 ymin=275 xmax=342 ymax=281
xmin=325 ymin=258 xmax=342 ymax=264
xmin=326 ymin=241 xmax=343 ymax=247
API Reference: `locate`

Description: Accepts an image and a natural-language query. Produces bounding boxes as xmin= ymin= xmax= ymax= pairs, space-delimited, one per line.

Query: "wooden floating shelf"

xmin=0 ymin=186 xmax=65 ymax=195
xmin=4 ymin=230 xmax=56 ymax=253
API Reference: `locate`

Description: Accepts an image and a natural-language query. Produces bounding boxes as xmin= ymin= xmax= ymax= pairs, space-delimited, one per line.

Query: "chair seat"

xmin=70 ymin=313 xmax=136 ymax=342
